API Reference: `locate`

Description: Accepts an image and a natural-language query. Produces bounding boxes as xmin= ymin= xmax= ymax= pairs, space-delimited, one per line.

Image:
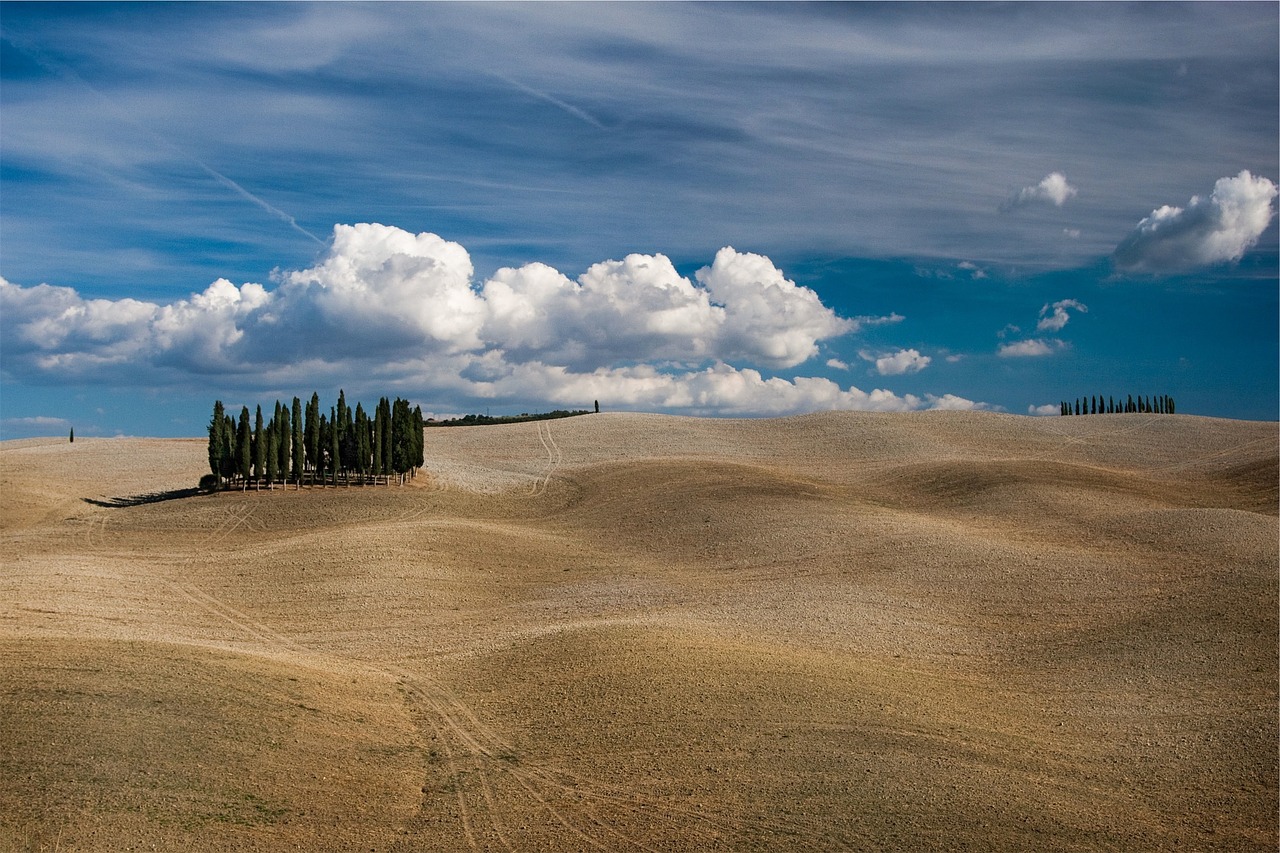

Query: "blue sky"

xmin=1 ymin=2 xmax=1276 ymax=438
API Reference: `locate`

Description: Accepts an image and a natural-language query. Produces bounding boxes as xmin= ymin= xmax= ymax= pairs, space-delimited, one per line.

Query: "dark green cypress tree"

xmin=318 ymin=413 xmax=330 ymax=483
xmin=354 ymin=402 xmax=370 ymax=483
xmin=291 ymin=397 xmax=304 ymax=487
xmin=253 ymin=405 xmax=266 ymax=487
xmin=209 ymin=400 xmax=226 ymax=486
xmin=305 ymin=392 xmax=320 ymax=476
xmin=380 ymin=397 xmax=393 ymax=479
xmin=277 ymin=401 xmax=291 ymax=481
xmin=413 ymin=405 xmax=425 ymax=473
xmin=222 ymin=414 xmax=235 ymax=481
xmin=265 ymin=417 xmax=279 ymax=487
xmin=330 ymin=406 xmax=342 ymax=485
xmin=372 ymin=402 xmax=384 ymax=480
xmin=236 ymin=407 xmax=252 ymax=487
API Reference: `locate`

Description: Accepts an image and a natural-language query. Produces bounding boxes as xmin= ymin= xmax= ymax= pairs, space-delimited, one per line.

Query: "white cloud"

xmin=1028 ymin=403 xmax=1060 ymax=416
xmin=0 ymin=226 xmax=995 ymax=417
xmin=826 ymin=357 xmax=849 ymax=370
xmin=1036 ymin=298 xmax=1087 ymax=332
xmin=1113 ymin=171 xmax=1277 ymax=273
xmin=1006 ymin=172 xmax=1078 ymax=209
xmin=694 ymin=247 xmax=855 ymax=367
xmin=861 ymin=348 xmax=931 ymax=376
xmin=2 ymin=415 xmax=70 ymax=428
xmin=997 ymin=338 xmax=1065 ymax=358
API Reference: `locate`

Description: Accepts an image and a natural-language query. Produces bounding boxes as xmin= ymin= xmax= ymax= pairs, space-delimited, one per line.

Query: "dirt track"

xmin=1 ymin=411 xmax=1276 ymax=851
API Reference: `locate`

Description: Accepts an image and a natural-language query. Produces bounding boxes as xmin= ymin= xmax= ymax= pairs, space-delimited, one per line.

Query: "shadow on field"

xmin=83 ymin=488 xmax=203 ymax=508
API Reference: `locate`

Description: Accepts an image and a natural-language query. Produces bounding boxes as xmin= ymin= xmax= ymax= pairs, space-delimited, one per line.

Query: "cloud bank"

xmin=1112 ymin=171 xmax=1277 ymax=273
xmin=1 ymin=223 xmax=981 ymax=416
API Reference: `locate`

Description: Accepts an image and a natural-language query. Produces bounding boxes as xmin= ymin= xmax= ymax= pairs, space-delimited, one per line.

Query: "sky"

xmin=1 ymin=2 xmax=1277 ymax=439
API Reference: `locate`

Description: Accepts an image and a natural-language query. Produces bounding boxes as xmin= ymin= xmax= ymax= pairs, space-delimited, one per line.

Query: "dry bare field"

xmin=1 ymin=411 xmax=1276 ymax=851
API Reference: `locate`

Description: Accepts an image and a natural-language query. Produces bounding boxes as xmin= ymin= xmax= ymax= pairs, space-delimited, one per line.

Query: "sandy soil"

xmin=1 ymin=411 xmax=1275 ymax=851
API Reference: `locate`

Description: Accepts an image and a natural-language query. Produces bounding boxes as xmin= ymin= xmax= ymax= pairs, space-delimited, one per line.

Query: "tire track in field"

xmin=530 ymin=422 xmax=562 ymax=497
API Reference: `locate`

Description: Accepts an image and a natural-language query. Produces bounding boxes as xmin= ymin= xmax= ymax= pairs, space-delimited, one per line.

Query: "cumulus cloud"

xmin=1028 ymin=404 xmax=1060 ymax=416
xmin=860 ymin=348 xmax=931 ymax=376
xmin=997 ymin=338 xmax=1065 ymax=358
xmin=826 ymin=358 xmax=849 ymax=370
xmin=1036 ymin=298 xmax=1087 ymax=332
xmin=1112 ymin=171 xmax=1277 ymax=273
xmin=0 ymin=224 xmax=991 ymax=416
xmin=1005 ymin=172 xmax=1078 ymax=210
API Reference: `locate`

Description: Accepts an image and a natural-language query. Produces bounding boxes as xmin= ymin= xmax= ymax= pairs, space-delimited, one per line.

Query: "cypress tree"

xmin=354 ymin=402 xmax=370 ymax=483
xmin=305 ymin=392 xmax=320 ymax=476
xmin=222 ymin=414 xmax=235 ymax=481
xmin=253 ymin=405 xmax=266 ymax=487
xmin=330 ymin=406 xmax=342 ymax=485
xmin=372 ymin=402 xmax=385 ymax=480
xmin=291 ymin=397 xmax=304 ymax=487
xmin=277 ymin=401 xmax=291 ymax=481
xmin=208 ymin=400 xmax=226 ymax=487
xmin=236 ymin=407 xmax=252 ymax=488
xmin=318 ymin=413 xmax=330 ymax=483
xmin=380 ymin=397 xmax=393 ymax=480
xmin=265 ymin=418 xmax=279 ymax=487
xmin=413 ymin=405 xmax=425 ymax=473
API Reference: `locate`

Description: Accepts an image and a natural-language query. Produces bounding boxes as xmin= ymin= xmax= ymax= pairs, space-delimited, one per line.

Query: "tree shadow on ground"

xmin=83 ymin=488 xmax=203 ymax=508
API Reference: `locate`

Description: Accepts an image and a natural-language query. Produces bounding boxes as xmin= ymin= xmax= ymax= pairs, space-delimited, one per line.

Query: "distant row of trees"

xmin=428 ymin=408 xmax=592 ymax=427
xmin=206 ymin=392 xmax=425 ymax=490
xmin=1059 ymin=394 xmax=1175 ymax=416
